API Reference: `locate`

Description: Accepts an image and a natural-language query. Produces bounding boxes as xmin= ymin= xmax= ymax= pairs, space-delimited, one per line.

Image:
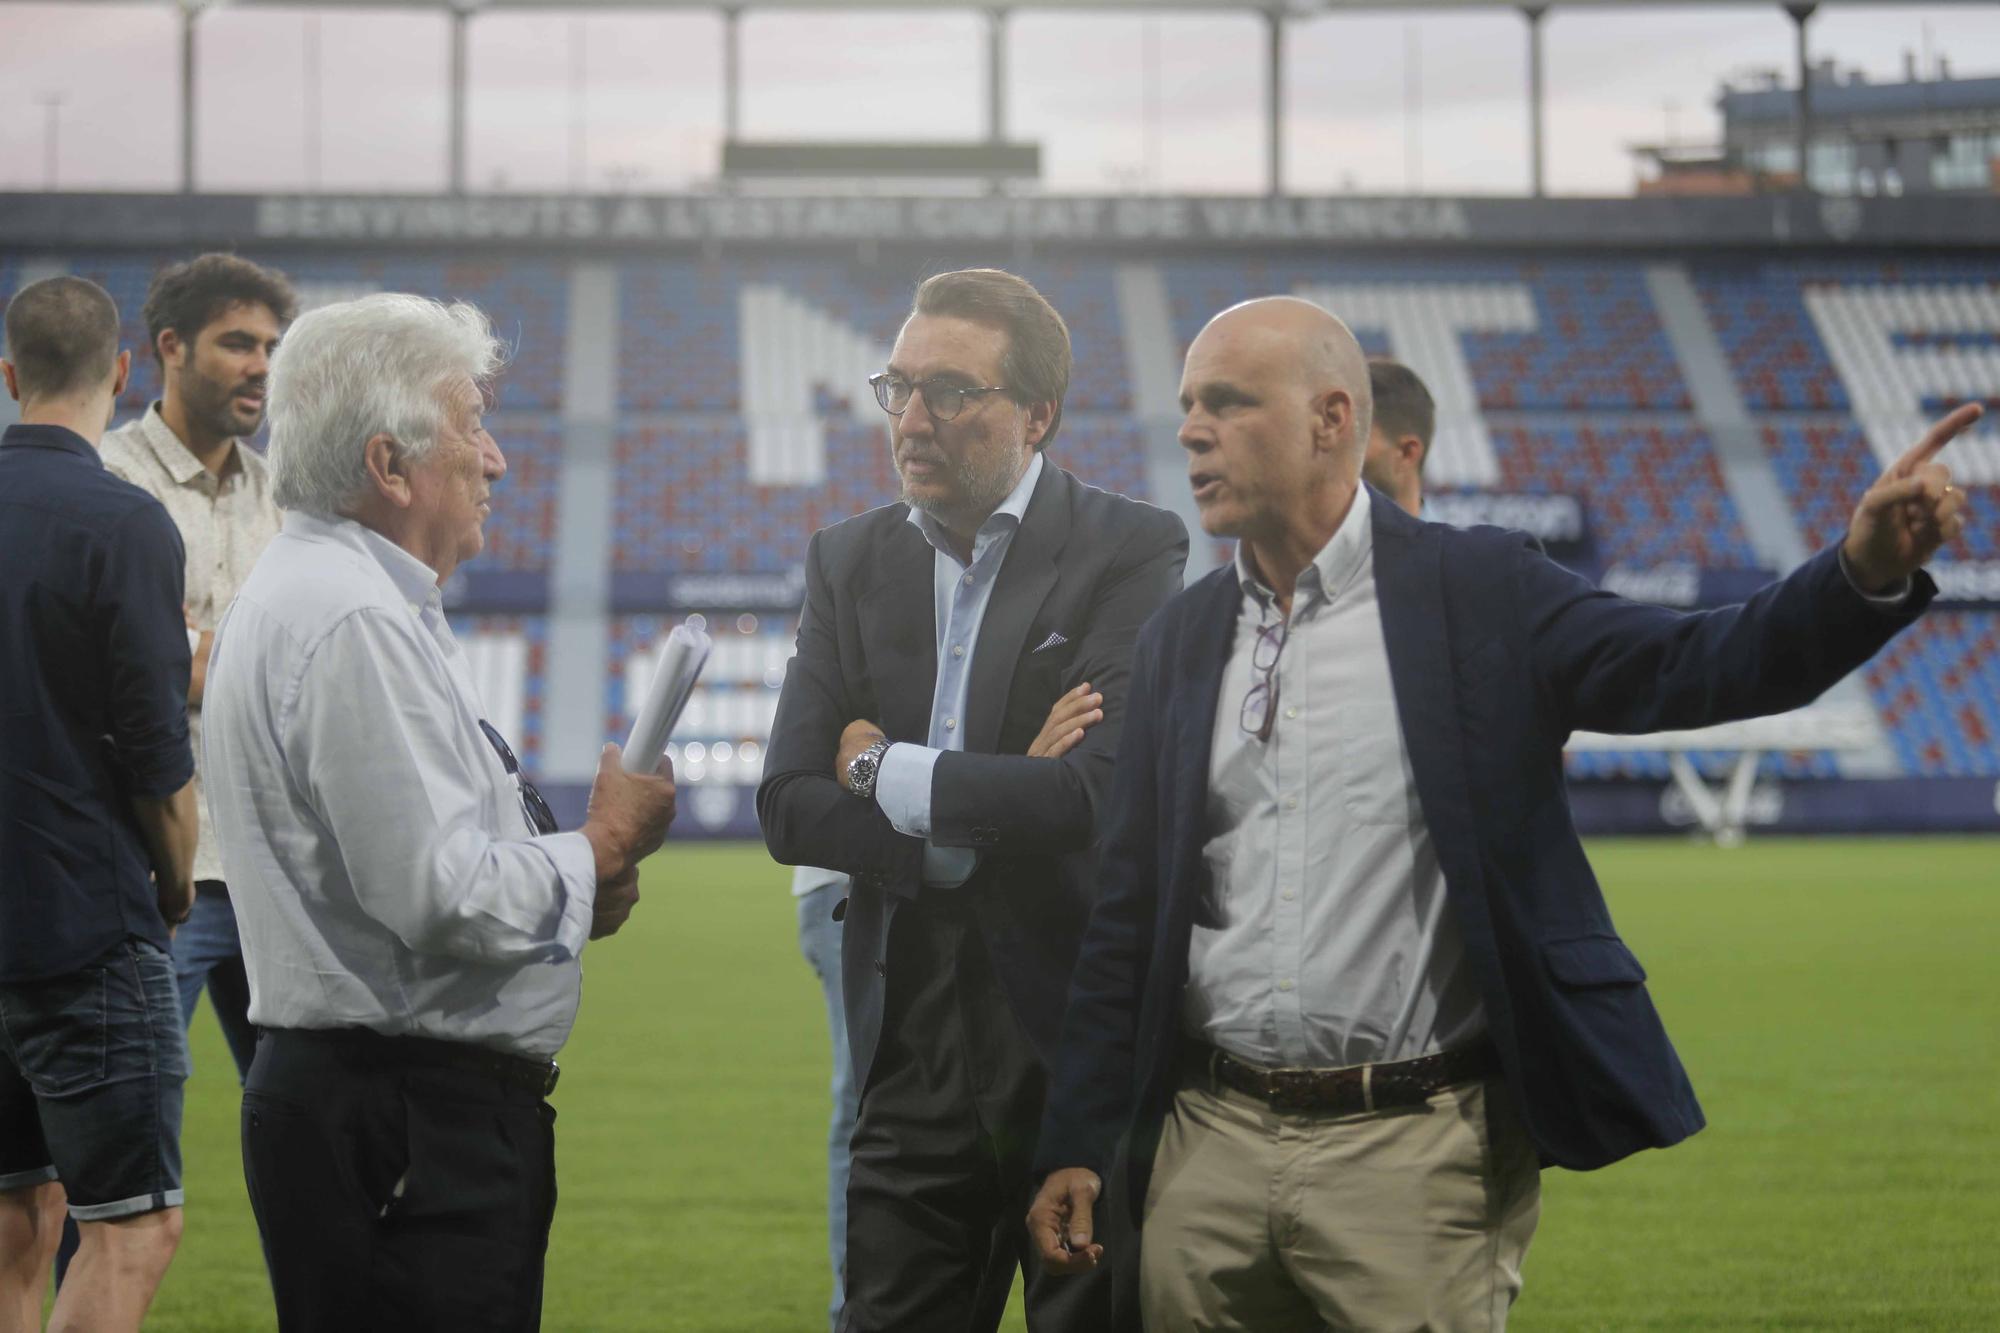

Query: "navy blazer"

xmin=759 ymin=463 xmax=1187 ymax=1090
xmin=1036 ymin=488 xmax=1932 ymax=1207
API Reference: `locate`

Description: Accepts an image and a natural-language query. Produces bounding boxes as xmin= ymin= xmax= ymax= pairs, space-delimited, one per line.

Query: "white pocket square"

xmin=1032 ymin=632 xmax=1069 ymax=654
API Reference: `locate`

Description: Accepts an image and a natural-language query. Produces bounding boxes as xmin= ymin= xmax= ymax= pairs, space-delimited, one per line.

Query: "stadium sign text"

xmin=664 ymin=569 xmax=808 ymax=612
xmin=251 ymin=195 xmax=1474 ymax=246
xmin=1600 ymin=563 xmax=1703 ymax=608
xmin=8 ymin=191 xmax=2000 ymax=252
xmin=1424 ymin=492 xmax=1586 ymax=544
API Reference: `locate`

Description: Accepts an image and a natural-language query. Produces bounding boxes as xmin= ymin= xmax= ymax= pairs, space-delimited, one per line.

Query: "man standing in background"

xmin=0 ymin=276 xmax=199 ymax=1333
xmin=1359 ymin=356 xmax=1434 ymax=518
xmin=102 ymin=253 xmax=298 ymax=1084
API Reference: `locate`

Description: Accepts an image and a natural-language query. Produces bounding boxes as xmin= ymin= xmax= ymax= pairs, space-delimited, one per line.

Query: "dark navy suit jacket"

xmin=759 ymin=463 xmax=1187 ymax=1091
xmin=1035 ymin=488 xmax=1931 ymax=1209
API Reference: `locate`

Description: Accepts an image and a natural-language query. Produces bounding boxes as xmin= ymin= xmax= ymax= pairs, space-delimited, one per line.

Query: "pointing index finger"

xmin=1890 ymin=403 xmax=1984 ymax=479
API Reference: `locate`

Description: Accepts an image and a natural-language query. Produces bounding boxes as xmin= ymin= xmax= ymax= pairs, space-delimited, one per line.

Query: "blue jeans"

xmin=171 ymin=882 xmax=257 ymax=1084
xmin=0 ymin=937 xmax=188 ymax=1219
xmin=797 ymin=882 xmax=858 ymax=1333
xmin=51 ymin=885 xmax=257 ymax=1286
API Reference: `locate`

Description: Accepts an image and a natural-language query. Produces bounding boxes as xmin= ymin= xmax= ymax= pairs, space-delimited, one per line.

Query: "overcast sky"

xmin=0 ymin=3 xmax=1995 ymax=196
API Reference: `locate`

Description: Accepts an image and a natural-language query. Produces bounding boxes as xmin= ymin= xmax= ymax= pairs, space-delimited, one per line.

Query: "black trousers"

xmin=241 ymin=1028 xmax=559 ymax=1333
xmin=840 ymin=902 xmax=1115 ymax=1333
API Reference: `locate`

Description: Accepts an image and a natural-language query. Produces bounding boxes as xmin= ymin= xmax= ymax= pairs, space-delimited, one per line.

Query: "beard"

xmin=897 ymin=440 xmax=1025 ymax=529
xmin=180 ymin=362 xmax=264 ymax=441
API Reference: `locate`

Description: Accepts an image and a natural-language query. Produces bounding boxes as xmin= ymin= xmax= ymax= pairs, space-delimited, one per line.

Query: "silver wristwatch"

xmin=846 ymin=739 xmax=892 ymax=800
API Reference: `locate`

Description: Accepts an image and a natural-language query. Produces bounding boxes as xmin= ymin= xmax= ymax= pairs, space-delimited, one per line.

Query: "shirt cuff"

xmin=537 ymin=830 xmax=598 ymax=959
xmin=790 ymin=865 xmax=847 ymax=897
xmin=187 ymin=626 xmax=203 ymax=655
xmin=121 ymin=739 xmax=196 ymax=801
xmin=874 ymin=743 xmax=941 ymax=838
xmin=1837 ymin=548 xmax=1915 ymax=609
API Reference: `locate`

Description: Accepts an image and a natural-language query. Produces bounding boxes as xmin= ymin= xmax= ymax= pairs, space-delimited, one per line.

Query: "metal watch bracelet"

xmin=847 ymin=739 xmax=891 ymax=800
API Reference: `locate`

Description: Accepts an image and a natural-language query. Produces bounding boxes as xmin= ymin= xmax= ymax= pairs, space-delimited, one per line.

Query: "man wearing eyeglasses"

xmin=759 ymin=267 xmax=1186 ymax=1333
xmin=200 ymin=294 xmax=678 ymax=1331
xmin=1028 ymin=295 xmax=1973 ymax=1331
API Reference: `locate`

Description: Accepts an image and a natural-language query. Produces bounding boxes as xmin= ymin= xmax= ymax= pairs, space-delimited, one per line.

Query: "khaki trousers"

xmin=1140 ymin=1066 xmax=1541 ymax=1333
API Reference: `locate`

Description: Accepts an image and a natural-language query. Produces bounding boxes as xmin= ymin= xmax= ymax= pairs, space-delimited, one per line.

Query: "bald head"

xmin=1178 ymin=294 xmax=1379 ymax=552
xmin=1198 ymin=296 xmax=1373 ymax=456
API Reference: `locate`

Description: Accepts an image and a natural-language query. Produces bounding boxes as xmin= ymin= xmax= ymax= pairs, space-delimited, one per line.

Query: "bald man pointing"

xmin=1027 ymin=296 xmax=1975 ymax=1330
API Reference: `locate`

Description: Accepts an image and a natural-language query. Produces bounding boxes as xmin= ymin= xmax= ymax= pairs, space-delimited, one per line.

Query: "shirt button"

xmin=962 ymin=573 xmax=973 ymax=586
xmin=1277 ymin=979 xmax=1294 ymax=993
xmin=1285 ymin=796 xmax=1299 ymax=811
xmin=1285 ymin=706 xmax=1298 ymax=720
xmin=952 ymin=645 xmax=965 ymax=658
xmin=1280 ymin=888 xmax=1295 ymax=902
xmin=944 ymin=718 xmax=956 ymax=731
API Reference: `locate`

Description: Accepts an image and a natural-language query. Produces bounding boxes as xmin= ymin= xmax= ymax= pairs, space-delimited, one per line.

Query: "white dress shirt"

xmin=1186 ymin=484 xmax=1487 ymax=1069
xmin=874 ymin=452 xmax=1043 ymax=887
xmin=203 ymin=512 xmax=598 ymax=1059
xmin=101 ymin=404 xmax=281 ymax=883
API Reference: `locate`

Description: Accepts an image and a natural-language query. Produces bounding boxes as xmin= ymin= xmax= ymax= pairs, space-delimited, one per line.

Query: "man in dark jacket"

xmin=759 ymin=268 xmax=1186 ymax=1332
xmin=1028 ymin=295 xmax=1972 ymax=1332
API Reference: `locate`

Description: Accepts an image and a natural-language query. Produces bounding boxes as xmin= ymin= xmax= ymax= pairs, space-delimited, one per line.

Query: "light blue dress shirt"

xmin=874 ymin=452 xmax=1045 ymax=887
xmin=203 ymin=512 xmax=598 ymax=1060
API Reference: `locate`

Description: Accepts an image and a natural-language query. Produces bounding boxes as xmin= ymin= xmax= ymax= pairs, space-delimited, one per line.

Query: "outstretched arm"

xmin=1528 ymin=407 xmax=1979 ymax=737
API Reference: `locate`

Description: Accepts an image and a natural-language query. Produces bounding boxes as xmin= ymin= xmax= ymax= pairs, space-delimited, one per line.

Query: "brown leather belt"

xmin=1187 ymin=1037 xmax=1499 ymax=1116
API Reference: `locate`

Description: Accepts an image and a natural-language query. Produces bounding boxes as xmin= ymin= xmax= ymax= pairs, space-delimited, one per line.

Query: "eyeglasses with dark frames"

xmin=868 ymin=372 xmax=1010 ymax=423
xmin=479 ymin=719 xmax=559 ymax=836
xmin=1238 ymin=618 xmax=1287 ymax=742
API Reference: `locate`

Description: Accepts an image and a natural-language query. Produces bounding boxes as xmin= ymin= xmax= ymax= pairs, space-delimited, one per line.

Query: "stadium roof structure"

xmin=6 ymin=0 xmax=1984 ymax=198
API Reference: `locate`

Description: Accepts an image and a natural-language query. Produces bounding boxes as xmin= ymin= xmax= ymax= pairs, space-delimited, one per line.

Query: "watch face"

xmin=850 ymin=741 xmax=886 ymax=796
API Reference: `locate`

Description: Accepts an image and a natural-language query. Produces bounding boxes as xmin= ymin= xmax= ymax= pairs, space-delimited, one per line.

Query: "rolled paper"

xmin=622 ymin=623 xmax=712 ymax=774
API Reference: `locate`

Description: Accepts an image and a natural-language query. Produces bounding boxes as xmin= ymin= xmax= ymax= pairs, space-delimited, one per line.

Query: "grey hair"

xmin=267 ymin=293 xmax=505 ymax=518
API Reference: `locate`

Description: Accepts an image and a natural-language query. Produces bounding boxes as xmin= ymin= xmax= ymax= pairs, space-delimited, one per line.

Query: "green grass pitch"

xmin=135 ymin=837 xmax=1998 ymax=1331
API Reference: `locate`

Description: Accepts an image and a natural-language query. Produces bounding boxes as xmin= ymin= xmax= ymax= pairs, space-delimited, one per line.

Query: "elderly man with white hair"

xmin=201 ymin=293 xmax=677 ymax=1331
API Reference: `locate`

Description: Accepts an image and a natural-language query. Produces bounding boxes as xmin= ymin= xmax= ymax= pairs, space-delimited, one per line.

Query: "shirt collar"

xmin=1 ymin=422 xmax=99 ymax=462
xmin=905 ymin=450 xmax=1045 ymax=562
xmin=135 ymin=402 xmax=238 ymax=486
xmin=281 ymin=510 xmax=444 ymax=611
xmin=1234 ymin=481 xmax=1373 ymax=613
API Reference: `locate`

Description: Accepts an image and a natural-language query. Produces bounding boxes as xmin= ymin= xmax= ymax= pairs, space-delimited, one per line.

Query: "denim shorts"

xmin=0 ymin=937 xmax=189 ymax=1219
